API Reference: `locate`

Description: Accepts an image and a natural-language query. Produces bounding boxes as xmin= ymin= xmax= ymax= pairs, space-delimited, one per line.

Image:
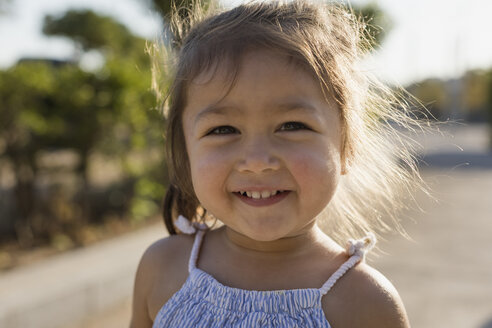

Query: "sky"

xmin=1 ymin=0 xmax=492 ymax=85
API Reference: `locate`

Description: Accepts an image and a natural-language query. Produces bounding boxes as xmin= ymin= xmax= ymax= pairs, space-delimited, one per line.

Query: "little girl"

xmin=131 ymin=1 xmax=425 ymax=327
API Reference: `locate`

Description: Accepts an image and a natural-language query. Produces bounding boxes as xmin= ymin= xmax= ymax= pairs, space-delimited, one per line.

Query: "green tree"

xmin=486 ymin=69 xmax=492 ymax=148
xmin=352 ymin=2 xmax=392 ymax=49
xmin=43 ymin=10 xmax=147 ymax=61
xmin=0 ymin=62 xmax=56 ymax=243
xmin=145 ymin=0 xmax=209 ymax=20
xmin=0 ymin=10 xmax=166 ymax=246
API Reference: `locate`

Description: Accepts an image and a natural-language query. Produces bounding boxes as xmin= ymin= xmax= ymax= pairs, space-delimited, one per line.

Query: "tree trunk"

xmin=78 ymin=150 xmax=91 ymax=225
xmin=12 ymin=158 xmax=37 ymax=247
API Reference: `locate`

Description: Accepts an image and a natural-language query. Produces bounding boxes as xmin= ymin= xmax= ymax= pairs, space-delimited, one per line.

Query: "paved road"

xmin=80 ymin=124 xmax=492 ymax=328
xmin=373 ymin=169 xmax=492 ymax=328
xmin=67 ymin=298 xmax=132 ymax=328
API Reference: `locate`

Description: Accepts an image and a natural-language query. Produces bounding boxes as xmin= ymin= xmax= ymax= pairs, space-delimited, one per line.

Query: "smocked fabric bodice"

xmin=153 ymin=266 xmax=331 ymax=327
xmin=152 ymin=225 xmax=375 ymax=328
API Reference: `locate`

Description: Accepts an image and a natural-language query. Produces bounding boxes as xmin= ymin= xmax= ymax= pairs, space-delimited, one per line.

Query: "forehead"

xmin=185 ymin=50 xmax=331 ymax=112
xmin=190 ymin=49 xmax=307 ymax=84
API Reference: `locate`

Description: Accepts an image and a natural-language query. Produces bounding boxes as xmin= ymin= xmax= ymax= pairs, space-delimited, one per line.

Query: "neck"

xmin=221 ymin=223 xmax=335 ymax=257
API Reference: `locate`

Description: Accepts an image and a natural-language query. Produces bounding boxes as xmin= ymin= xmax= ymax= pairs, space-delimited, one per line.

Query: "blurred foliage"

xmin=406 ymin=78 xmax=447 ymax=119
xmin=351 ymin=2 xmax=392 ymax=49
xmin=146 ymin=0 xmax=209 ymax=21
xmin=43 ymin=10 xmax=147 ymax=60
xmin=488 ymin=71 xmax=492 ymax=124
xmin=0 ymin=9 xmax=167 ymax=249
xmin=406 ymin=69 xmax=492 ymax=123
xmin=463 ymin=70 xmax=492 ymax=122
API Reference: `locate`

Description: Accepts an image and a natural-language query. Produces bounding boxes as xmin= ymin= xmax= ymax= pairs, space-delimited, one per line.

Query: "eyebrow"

xmin=194 ymin=100 xmax=319 ymax=125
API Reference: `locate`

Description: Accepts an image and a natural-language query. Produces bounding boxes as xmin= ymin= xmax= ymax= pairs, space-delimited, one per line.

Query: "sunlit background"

xmin=2 ymin=0 xmax=492 ymax=83
xmin=1 ymin=0 xmax=491 ymax=327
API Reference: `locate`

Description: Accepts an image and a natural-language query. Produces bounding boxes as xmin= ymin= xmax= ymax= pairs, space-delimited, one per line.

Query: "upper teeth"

xmin=239 ymin=190 xmax=281 ymax=199
xmin=239 ymin=190 xmax=280 ymax=199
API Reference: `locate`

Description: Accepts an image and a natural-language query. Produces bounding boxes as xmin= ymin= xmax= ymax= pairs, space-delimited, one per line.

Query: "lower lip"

xmin=234 ymin=191 xmax=290 ymax=207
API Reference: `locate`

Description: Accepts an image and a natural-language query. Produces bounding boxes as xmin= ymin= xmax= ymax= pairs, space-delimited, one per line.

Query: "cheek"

xmin=188 ymin=145 xmax=232 ymax=199
xmin=287 ymin=143 xmax=341 ymax=200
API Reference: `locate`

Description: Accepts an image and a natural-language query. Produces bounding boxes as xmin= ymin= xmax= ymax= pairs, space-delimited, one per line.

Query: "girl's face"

xmin=182 ymin=50 xmax=343 ymax=242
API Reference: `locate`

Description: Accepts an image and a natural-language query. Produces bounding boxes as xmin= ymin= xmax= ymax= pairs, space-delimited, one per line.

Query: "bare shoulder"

xmin=350 ymin=263 xmax=410 ymax=327
xmin=139 ymin=233 xmax=195 ymax=287
xmin=324 ymin=262 xmax=410 ymax=328
xmin=130 ymin=233 xmax=194 ymax=328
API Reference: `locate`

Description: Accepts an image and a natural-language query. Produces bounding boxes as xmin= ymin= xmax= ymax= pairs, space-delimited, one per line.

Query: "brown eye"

xmin=207 ymin=126 xmax=238 ymax=135
xmin=279 ymin=122 xmax=309 ymax=131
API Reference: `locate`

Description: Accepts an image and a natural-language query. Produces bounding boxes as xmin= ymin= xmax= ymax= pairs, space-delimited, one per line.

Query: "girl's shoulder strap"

xmin=188 ymin=229 xmax=206 ymax=272
xmin=174 ymin=215 xmax=208 ymax=272
xmin=319 ymin=234 xmax=376 ymax=295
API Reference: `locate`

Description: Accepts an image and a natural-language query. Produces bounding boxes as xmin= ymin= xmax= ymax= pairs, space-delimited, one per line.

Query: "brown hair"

xmin=151 ymin=0 xmax=430 ymax=241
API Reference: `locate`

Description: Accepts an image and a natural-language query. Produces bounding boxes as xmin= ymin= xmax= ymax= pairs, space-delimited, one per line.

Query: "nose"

xmin=235 ymin=138 xmax=281 ymax=173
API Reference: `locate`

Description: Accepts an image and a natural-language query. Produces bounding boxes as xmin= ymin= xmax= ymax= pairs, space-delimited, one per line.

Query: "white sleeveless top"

xmin=153 ymin=222 xmax=375 ymax=327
